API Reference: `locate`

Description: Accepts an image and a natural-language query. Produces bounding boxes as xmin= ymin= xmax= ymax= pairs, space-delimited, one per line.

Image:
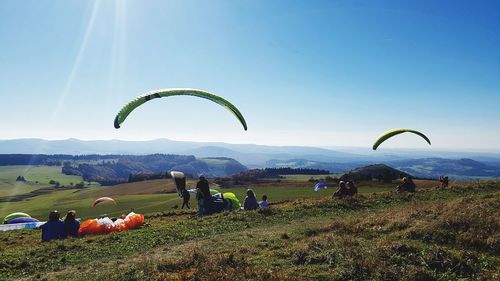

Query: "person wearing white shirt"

xmin=258 ymin=195 xmax=269 ymax=208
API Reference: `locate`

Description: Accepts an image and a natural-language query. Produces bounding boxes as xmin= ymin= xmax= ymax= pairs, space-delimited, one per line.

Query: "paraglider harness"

xmin=205 ymin=194 xmax=226 ymax=214
xmin=197 ymin=192 xmax=232 ymax=215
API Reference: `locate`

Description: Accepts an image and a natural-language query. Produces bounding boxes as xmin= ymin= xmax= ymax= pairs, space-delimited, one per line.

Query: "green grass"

xmin=0 ymin=182 xmax=498 ymax=280
xmin=0 ymin=178 xmax=395 ymax=221
xmin=0 ymin=166 xmax=84 ymax=197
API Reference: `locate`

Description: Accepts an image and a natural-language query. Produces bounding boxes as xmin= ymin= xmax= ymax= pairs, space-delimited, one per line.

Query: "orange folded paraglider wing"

xmin=125 ymin=214 xmax=144 ymax=230
xmin=78 ymin=213 xmax=144 ymax=237
xmin=78 ymin=219 xmax=106 ymax=236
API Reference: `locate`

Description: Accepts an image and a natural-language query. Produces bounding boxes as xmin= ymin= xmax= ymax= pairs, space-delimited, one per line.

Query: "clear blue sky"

xmin=0 ymin=0 xmax=499 ymax=150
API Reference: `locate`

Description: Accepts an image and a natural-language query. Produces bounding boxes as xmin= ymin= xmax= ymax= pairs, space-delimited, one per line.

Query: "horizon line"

xmin=1 ymin=137 xmax=500 ymax=154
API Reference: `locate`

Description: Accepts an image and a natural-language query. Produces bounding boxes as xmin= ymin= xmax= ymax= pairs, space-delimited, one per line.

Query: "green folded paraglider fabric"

xmin=223 ymin=192 xmax=241 ymax=210
xmin=373 ymin=128 xmax=431 ymax=150
xmin=114 ymin=88 xmax=247 ymax=131
xmin=3 ymin=212 xmax=31 ymax=223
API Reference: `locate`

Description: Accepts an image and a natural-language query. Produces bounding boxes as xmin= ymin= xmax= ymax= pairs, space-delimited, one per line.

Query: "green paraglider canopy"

xmin=373 ymin=128 xmax=431 ymax=150
xmin=3 ymin=212 xmax=31 ymax=223
xmin=223 ymin=192 xmax=241 ymax=210
xmin=114 ymin=88 xmax=247 ymax=131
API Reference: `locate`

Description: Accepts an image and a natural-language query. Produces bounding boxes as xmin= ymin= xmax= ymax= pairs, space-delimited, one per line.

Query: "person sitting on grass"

xmin=332 ymin=181 xmax=350 ymax=199
xmin=63 ymin=210 xmax=80 ymax=238
xmin=258 ymin=194 xmax=269 ymax=208
xmin=396 ymin=177 xmax=416 ymax=193
xmin=243 ymin=189 xmax=259 ymax=210
xmin=40 ymin=210 xmax=65 ymax=242
xmin=346 ymin=181 xmax=358 ymax=197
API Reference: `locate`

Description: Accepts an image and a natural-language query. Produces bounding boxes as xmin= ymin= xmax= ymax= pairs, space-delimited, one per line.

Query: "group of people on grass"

xmin=40 ymin=210 xmax=80 ymax=242
xmin=190 ymin=174 xmax=433 ymax=214
xmin=192 ymin=175 xmax=269 ymax=215
xmin=396 ymin=177 xmax=416 ymax=192
xmin=243 ymin=189 xmax=269 ymax=210
xmin=439 ymin=176 xmax=449 ymax=189
xmin=331 ymin=175 xmax=444 ymax=198
xmin=332 ymin=180 xmax=358 ymax=198
xmin=38 ymin=174 xmax=450 ymax=242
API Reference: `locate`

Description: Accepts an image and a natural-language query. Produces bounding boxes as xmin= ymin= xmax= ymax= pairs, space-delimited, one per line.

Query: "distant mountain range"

xmin=1 ymin=138 xmax=500 ymax=180
xmin=266 ymin=157 xmax=500 ymax=180
xmin=388 ymin=158 xmax=500 ymax=180
xmin=265 ymin=159 xmax=361 ymax=174
xmin=0 ymin=138 xmax=363 ymax=165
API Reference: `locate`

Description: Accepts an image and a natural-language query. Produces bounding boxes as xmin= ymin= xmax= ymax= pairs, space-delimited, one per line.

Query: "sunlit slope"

xmin=0 ymin=166 xmax=84 ymax=197
xmin=0 ymin=177 xmax=434 ymax=221
xmin=0 ymin=179 xmax=181 ymax=219
xmin=0 ymin=182 xmax=498 ymax=280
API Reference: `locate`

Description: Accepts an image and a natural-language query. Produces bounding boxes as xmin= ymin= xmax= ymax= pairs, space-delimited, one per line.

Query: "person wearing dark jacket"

xmin=181 ymin=188 xmax=190 ymax=209
xmin=40 ymin=210 xmax=65 ymax=242
xmin=196 ymin=175 xmax=210 ymax=215
xmin=243 ymin=189 xmax=259 ymax=210
xmin=196 ymin=175 xmax=211 ymax=200
xmin=63 ymin=210 xmax=80 ymax=238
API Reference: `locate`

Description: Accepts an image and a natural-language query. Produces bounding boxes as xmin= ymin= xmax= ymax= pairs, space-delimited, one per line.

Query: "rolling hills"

xmin=2 ymin=139 xmax=500 ymax=180
xmin=388 ymin=158 xmax=500 ymax=180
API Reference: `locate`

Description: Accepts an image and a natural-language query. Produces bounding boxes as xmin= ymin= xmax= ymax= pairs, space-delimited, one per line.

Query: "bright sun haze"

xmin=0 ymin=0 xmax=498 ymax=150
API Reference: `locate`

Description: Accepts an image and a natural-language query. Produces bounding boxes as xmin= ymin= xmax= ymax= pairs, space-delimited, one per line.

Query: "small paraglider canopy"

xmin=3 ymin=212 xmax=31 ymax=224
xmin=92 ymin=197 xmax=117 ymax=208
xmin=113 ymin=88 xmax=248 ymax=131
xmin=6 ymin=217 xmax=39 ymax=224
xmin=314 ymin=182 xmax=328 ymax=192
xmin=170 ymin=171 xmax=186 ymax=196
xmin=372 ymin=128 xmax=431 ymax=150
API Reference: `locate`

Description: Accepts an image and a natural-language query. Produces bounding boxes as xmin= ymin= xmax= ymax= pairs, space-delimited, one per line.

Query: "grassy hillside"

xmin=0 ymin=166 xmax=84 ymax=197
xmin=0 ymin=182 xmax=498 ymax=280
xmin=0 ymin=175 xmax=427 ymax=220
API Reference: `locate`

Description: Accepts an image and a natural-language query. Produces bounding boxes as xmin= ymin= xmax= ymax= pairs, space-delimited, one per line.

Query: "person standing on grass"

xmin=181 ymin=188 xmax=190 ymax=209
xmin=196 ymin=175 xmax=210 ymax=215
xmin=40 ymin=210 xmax=65 ymax=242
xmin=243 ymin=189 xmax=259 ymax=210
xmin=63 ymin=210 xmax=80 ymax=238
xmin=259 ymin=194 xmax=269 ymax=208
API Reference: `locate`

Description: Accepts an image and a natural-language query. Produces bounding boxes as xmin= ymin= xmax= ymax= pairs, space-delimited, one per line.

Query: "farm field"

xmin=0 ymin=166 xmax=85 ymax=197
xmin=0 ymin=181 xmax=498 ymax=280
